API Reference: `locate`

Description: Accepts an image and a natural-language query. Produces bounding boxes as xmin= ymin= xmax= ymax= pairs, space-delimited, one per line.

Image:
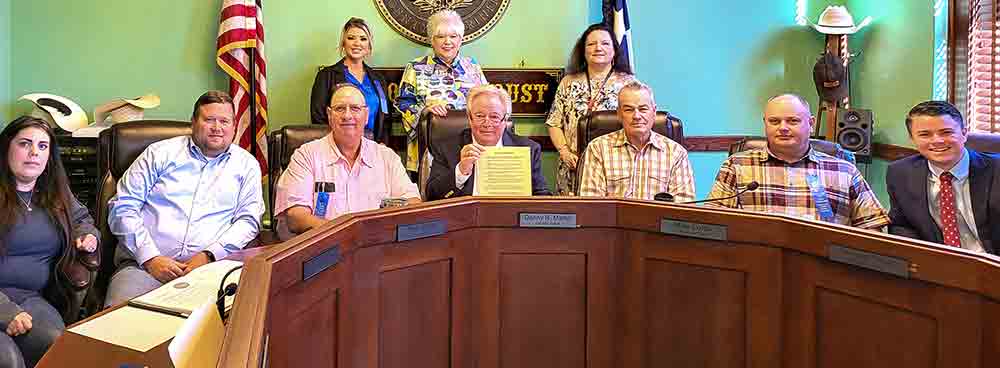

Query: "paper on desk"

xmin=130 ymin=260 xmax=243 ymax=317
xmin=169 ymin=299 xmax=225 ymax=368
xmin=473 ymin=146 xmax=531 ymax=196
xmin=68 ymin=305 xmax=186 ymax=352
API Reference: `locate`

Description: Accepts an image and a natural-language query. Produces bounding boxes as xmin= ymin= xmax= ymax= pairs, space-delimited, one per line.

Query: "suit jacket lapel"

xmin=968 ymin=150 xmax=992 ymax=251
xmin=461 ymin=129 xmax=475 ymax=195
xmin=501 ymin=129 xmax=514 ymax=146
xmin=908 ymin=157 xmax=941 ymax=243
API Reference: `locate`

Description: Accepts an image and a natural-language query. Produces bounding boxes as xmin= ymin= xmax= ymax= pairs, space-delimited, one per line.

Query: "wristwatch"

xmin=202 ymin=250 xmax=216 ymax=262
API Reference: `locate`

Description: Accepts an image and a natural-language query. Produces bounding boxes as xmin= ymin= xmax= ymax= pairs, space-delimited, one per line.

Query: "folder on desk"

xmin=128 ymin=260 xmax=243 ymax=318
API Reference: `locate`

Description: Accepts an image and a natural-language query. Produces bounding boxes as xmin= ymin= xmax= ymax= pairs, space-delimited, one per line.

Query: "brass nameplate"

xmin=660 ymin=219 xmax=728 ymax=241
xmin=828 ymin=244 xmax=910 ymax=278
xmin=373 ymin=67 xmax=562 ymax=118
xmin=518 ymin=213 xmax=577 ymax=228
xmin=396 ymin=219 xmax=447 ymax=242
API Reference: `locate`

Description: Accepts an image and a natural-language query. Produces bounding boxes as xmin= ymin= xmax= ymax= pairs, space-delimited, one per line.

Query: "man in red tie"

xmin=887 ymin=100 xmax=1000 ymax=254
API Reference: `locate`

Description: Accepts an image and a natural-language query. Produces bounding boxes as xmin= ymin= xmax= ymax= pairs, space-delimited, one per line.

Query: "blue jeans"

xmin=0 ymin=296 xmax=64 ymax=368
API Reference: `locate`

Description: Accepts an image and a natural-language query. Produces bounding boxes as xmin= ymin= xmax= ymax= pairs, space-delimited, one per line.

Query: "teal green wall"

xmin=6 ymin=0 xmax=934 ymax=202
xmin=847 ymin=0 xmax=934 ymax=206
xmin=0 ymin=0 xmax=10 ymax=121
xmin=10 ymin=0 xmax=590 ymax=125
xmin=10 ymin=1 xmax=227 ymax=121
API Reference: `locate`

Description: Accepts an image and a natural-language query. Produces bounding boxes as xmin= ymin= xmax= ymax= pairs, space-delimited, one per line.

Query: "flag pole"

xmin=248 ymin=46 xmax=257 ymax=158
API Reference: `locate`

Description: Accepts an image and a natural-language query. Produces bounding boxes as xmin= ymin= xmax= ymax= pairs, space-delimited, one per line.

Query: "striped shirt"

xmin=579 ymin=130 xmax=695 ymax=201
xmin=706 ymin=147 xmax=890 ymax=230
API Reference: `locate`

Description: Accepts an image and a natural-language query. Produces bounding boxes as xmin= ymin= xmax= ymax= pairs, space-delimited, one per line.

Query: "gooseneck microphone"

xmin=683 ymin=181 xmax=759 ymax=206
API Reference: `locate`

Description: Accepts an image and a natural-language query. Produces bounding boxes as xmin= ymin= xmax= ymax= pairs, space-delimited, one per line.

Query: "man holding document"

xmin=426 ymin=85 xmax=551 ymax=199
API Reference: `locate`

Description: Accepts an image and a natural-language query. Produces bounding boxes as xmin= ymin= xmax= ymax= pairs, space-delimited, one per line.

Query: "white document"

xmin=169 ymin=299 xmax=225 ymax=368
xmin=68 ymin=305 xmax=186 ymax=352
xmin=129 ymin=260 xmax=243 ymax=317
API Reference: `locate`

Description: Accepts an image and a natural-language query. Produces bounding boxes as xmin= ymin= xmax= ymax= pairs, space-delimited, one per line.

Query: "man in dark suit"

xmin=426 ymin=85 xmax=550 ymax=200
xmin=887 ymin=100 xmax=1000 ymax=254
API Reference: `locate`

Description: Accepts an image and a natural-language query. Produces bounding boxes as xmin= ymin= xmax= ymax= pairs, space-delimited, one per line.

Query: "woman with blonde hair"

xmin=311 ymin=17 xmax=391 ymax=143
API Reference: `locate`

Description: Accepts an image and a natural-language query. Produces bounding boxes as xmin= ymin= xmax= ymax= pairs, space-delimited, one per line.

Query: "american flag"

xmin=612 ymin=0 xmax=634 ymax=71
xmin=216 ymin=0 xmax=269 ymax=177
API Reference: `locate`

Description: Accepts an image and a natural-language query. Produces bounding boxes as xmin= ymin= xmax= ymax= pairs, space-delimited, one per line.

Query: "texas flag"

xmin=612 ymin=0 xmax=634 ymax=71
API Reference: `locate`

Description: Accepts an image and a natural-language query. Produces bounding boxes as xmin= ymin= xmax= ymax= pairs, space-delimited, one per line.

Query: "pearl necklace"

xmin=16 ymin=191 xmax=32 ymax=212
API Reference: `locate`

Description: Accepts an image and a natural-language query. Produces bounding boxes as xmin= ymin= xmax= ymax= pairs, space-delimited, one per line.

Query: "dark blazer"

xmin=310 ymin=58 xmax=390 ymax=142
xmin=886 ymin=149 xmax=1000 ymax=254
xmin=426 ymin=128 xmax=551 ymax=200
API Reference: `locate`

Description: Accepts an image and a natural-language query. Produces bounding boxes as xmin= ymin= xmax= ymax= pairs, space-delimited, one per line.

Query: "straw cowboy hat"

xmin=811 ymin=6 xmax=871 ymax=35
xmin=94 ymin=94 xmax=161 ymax=124
xmin=19 ymin=93 xmax=89 ymax=132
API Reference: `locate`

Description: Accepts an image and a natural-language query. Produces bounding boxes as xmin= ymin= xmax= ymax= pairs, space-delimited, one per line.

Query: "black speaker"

xmin=835 ymin=108 xmax=873 ymax=163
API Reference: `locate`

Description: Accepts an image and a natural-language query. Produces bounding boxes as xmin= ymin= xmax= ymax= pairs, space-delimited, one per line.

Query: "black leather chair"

xmin=966 ymin=132 xmax=1000 ymax=153
xmin=574 ymin=111 xmax=686 ymax=195
xmin=267 ymin=124 xmax=330 ymax=224
xmin=416 ymin=110 xmax=472 ymax=198
xmin=89 ymin=120 xmax=192 ymax=313
xmin=727 ymin=137 xmax=857 ymax=165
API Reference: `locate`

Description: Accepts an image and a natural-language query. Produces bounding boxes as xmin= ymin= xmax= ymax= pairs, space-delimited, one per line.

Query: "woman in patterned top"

xmin=395 ymin=9 xmax=488 ymax=173
xmin=545 ymin=23 xmax=635 ymax=195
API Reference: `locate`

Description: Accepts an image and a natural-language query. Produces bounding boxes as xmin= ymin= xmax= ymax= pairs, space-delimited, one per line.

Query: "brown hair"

xmin=190 ymin=90 xmax=234 ymax=120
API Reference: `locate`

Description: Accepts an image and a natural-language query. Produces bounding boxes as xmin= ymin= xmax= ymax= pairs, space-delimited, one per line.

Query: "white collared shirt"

xmin=455 ymin=136 xmax=504 ymax=195
xmin=927 ymin=148 xmax=983 ymax=252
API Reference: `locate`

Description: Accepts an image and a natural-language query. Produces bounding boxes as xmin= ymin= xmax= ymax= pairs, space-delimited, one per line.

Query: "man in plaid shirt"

xmin=578 ymin=82 xmax=696 ymax=201
xmin=705 ymin=94 xmax=889 ymax=230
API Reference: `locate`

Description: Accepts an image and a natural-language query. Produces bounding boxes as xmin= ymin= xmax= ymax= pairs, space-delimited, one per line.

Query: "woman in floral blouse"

xmin=395 ymin=9 xmax=488 ymax=174
xmin=545 ymin=23 xmax=635 ymax=195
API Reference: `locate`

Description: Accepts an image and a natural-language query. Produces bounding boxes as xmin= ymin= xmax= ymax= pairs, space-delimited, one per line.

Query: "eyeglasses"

xmin=330 ymin=104 xmax=368 ymax=115
xmin=471 ymin=112 xmax=509 ymax=125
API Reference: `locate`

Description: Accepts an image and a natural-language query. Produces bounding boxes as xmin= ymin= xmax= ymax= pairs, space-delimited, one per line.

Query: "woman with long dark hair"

xmin=0 ymin=116 xmax=98 ymax=368
xmin=545 ymin=23 xmax=636 ymax=195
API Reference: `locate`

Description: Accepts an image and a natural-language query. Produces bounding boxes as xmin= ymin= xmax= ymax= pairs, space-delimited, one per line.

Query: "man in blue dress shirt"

xmin=104 ymin=91 xmax=264 ymax=307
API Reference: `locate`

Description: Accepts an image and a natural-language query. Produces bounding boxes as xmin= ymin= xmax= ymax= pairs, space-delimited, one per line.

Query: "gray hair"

xmin=467 ymin=85 xmax=512 ymax=116
xmin=618 ymin=81 xmax=656 ymax=107
xmin=766 ymin=93 xmax=811 ymax=113
xmin=426 ymin=9 xmax=465 ymax=38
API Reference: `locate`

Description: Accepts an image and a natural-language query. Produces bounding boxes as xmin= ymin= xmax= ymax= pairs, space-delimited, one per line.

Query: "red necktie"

xmin=938 ymin=172 xmax=962 ymax=247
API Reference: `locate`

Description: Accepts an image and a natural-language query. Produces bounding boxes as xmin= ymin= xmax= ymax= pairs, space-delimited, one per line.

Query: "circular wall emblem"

xmin=374 ymin=0 xmax=510 ymax=46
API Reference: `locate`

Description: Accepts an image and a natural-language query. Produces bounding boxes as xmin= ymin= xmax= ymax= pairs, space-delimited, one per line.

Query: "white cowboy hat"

xmin=94 ymin=94 xmax=161 ymax=124
xmin=810 ymin=6 xmax=871 ymax=35
xmin=19 ymin=93 xmax=89 ymax=132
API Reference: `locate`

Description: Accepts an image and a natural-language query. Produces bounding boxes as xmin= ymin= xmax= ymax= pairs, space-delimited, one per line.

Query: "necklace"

xmin=16 ymin=191 xmax=32 ymax=212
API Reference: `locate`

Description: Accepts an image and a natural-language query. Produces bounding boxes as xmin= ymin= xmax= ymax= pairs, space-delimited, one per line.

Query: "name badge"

xmin=315 ymin=193 xmax=330 ymax=218
xmin=805 ymin=173 xmax=835 ymax=222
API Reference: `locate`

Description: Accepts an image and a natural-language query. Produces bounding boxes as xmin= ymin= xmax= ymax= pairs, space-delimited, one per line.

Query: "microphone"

xmin=683 ymin=181 xmax=759 ymax=206
xmin=216 ymin=265 xmax=244 ymax=322
xmin=653 ymin=192 xmax=675 ymax=202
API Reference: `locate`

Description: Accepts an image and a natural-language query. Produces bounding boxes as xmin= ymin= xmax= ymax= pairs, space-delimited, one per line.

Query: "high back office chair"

xmin=575 ymin=111 xmax=686 ymax=195
xmin=91 ymin=120 xmax=192 ymax=313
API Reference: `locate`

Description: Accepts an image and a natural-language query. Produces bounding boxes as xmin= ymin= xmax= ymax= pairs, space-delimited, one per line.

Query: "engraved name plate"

xmin=303 ymin=245 xmax=340 ymax=281
xmin=660 ymin=219 xmax=728 ymax=241
xmin=518 ymin=213 xmax=577 ymax=228
xmin=396 ymin=219 xmax=447 ymax=242
xmin=828 ymin=244 xmax=910 ymax=278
